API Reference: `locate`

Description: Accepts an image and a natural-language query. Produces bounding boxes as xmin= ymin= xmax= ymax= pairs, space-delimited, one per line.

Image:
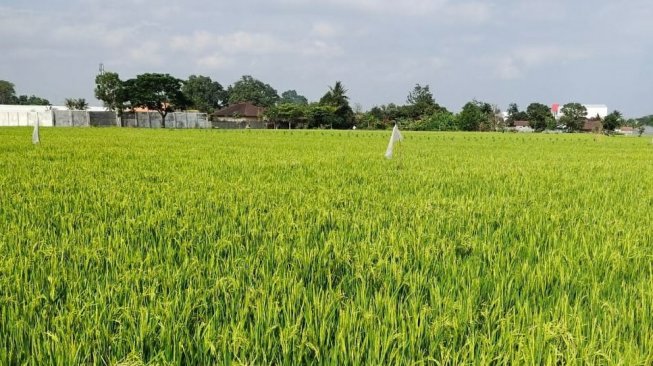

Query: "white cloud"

xmin=494 ymin=56 xmax=522 ymax=80
xmin=2 ymin=0 xmax=652 ymax=116
xmin=218 ymin=32 xmax=289 ymax=54
xmin=0 ymin=6 xmax=142 ymax=52
xmin=301 ymin=40 xmax=343 ymax=57
xmin=51 ymin=24 xmax=135 ymax=49
xmin=127 ymin=43 xmax=163 ymax=66
xmin=171 ymin=31 xmax=216 ymax=53
xmin=490 ymin=45 xmax=591 ymax=80
xmin=429 ymin=57 xmax=447 ymax=69
xmin=197 ymin=54 xmax=234 ymax=69
xmin=311 ymin=22 xmax=341 ymax=38
xmin=276 ymin=0 xmax=490 ymax=22
xmin=515 ymin=45 xmax=589 ymax=66
xmin=169 ymin=29 xmax=344 ymax=69
xmin=511 ymin=0 xmax=567 ymax=22
xmin=336 ymin=0 xmax=444 ymax=16
xmin=0 ymin=7 xmax=47 ymax=40
xmin=171 ymin=31 xmax=288 ymax=55
xmin=442 ymin=2 xmax=493 ymax=24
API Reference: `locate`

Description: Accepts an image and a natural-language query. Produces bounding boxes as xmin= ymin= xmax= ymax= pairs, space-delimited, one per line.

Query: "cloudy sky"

xmin=1 ymin=0 xmax=651 ymax=116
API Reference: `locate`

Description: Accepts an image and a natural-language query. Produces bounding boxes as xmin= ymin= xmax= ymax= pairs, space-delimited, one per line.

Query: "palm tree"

xmin=319 ymin=81 xmax=354 ymax=129
xmin=320 ymin=81 xmax=349 ymax=107
xmin=65 ymin=98 xmax=89 ymax=110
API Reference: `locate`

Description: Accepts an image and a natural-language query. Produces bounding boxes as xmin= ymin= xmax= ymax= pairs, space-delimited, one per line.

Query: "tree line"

xmin=2 ymin=73 xmax=649 ymax=132
xmin=0 ymin=80 xmax=50 ymax=106
xmin=94 ymin=71 xmax=638 ymax=133
xmin=1 ymin=80 xmax=91 ymax=111
xmin=92 ymin=71 xmax=358 ymax=128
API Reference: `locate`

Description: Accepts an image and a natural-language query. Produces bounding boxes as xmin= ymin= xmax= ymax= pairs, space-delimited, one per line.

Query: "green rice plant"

xmin=0 ymin=128 xmax=652 ymax=365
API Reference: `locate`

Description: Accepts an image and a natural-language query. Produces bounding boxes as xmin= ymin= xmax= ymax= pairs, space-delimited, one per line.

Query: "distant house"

xmin=616 ymin=126 xmax=634 ymax=135
xmin=582 ymin=119 xmax=603 ymax=133
xmin=512 ymin=120 xmax=534 ymax=132
xmin=211 ymin=102 xmax=267 ymax=128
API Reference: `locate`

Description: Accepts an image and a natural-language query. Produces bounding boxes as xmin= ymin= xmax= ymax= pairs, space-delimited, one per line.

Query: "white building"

xmin=552 ymin=103 xmax=608 ymax=120
xmin=583 ymin=104 xmax=609 ymax=119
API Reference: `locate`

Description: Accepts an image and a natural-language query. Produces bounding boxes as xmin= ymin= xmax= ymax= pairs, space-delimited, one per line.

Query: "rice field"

xmin=1 ymin=127 xmax=652 ymax=365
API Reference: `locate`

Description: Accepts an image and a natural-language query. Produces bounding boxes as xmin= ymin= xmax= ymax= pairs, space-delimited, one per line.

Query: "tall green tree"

xmin=0 ymin=80 xmax=16 ymax=104
xmin=182 ymin=75 xmax=227 ymax=114
xmin=603 ymin=110 xmax=623 ymax=132
xmin=95 ymin=72 xmax=124 ymax=112
xmin=319 ymin=81 xmax=355 ymax=129
xmin=405 ymin=84 xmax=446 ymax=118
xmin=457 ymin=101 xmax=483 ymax=131
xmin=406 ymin=83 xmax=434 ymax=105
xmin=559 ymin=103 xmax=587 ymax=132
xmin=123 ymin=73 xmax=189 ymax=128
xmin=319 ymin=81 xmax=348 ymax=106
xmin=227 ymin=75 xmax=279 ymax=107
xmin=485 ymin=104 xmax=504 ymax=131
xmin=264 ymin=103 xmax=306 ymax=128
xmin=457 ymin=100 xmax=495 ymax=131
xmin=527 ymin=103 xmax=555 ymax=131
xmin=506 ymin=103 xmax=519 ymax=118
xmin=305 ymin=103 xmax=338 ymax=129
xmin=279 ymin=90 xmax=308 ymax=105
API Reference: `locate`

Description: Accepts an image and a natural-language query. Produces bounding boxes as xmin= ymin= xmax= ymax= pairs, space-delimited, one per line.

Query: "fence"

xmin=0 ymin=109 xmax=209 ymax=129
xmin=121 ymin=112 xmax=210 ymax=129
xmin=52 ymin=110 xmax=118 ymax=127
xmin=89 ymin=111 xmax=118 ymax=127
xmin=0 ymin=111 xmax=54 ymax=127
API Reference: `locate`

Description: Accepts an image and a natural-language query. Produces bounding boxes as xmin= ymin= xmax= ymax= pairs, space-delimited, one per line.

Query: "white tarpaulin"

xmin=384 ymin=124 xmax=403 ymax=159
xmin=32 ymin=118 xmax=40 ymax=144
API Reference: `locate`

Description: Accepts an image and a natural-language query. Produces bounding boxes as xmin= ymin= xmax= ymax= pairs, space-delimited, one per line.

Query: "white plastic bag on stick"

xmin=384 ymin=124 xmax=403 ymax=159
xmin=32 ymin=118 xmax=40 ymax=144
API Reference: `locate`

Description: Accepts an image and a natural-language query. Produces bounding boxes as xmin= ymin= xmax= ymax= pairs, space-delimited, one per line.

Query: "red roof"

xmin=513 ymin=120 xmax=530 ymax=127
xmin=213 ymin=102 xmax=265 ymax=118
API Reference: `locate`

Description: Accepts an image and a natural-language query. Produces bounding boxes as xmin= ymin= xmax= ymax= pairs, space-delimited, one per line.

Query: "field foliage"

xmin=1 ymin=128 xmax=652 ymax=365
